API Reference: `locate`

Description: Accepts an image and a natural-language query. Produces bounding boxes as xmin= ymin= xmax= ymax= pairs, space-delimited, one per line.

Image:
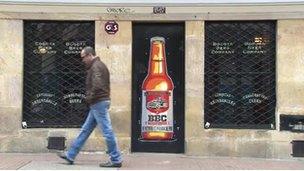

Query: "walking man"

xmin=58 ymin=46 xmax=122 ymax=168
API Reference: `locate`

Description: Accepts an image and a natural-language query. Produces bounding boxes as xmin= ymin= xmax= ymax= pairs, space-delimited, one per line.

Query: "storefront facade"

xmin=1 ymin=0 xmax=304 ymax=158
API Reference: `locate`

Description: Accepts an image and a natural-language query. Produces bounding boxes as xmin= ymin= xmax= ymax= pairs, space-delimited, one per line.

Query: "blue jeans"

xmin=66 ymin=100 xmax=122 ymax=164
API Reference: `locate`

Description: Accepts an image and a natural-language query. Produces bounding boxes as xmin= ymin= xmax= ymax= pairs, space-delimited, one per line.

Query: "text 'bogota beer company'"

xmin=141 ymin=36 xmax=174 ymax=140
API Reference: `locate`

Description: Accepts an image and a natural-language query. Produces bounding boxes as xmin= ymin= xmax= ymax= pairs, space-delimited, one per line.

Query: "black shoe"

xmin=57 ymin=152 xmax=74 ymax=165
xmin=99 ymin=161 xmax=122 ymax=168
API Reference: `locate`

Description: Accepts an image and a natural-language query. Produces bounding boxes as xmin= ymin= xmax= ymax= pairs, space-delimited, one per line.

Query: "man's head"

xmin=81 ymin=46 xmax=96 ymax=66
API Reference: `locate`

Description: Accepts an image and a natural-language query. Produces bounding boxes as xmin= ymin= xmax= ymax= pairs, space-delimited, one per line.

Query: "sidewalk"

xmin=1 ymin=152 xmax=304 ymax=170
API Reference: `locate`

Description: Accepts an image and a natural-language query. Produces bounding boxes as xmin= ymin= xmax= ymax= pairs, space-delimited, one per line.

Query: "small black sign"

xmin=105 ymin=21 xmax=119 ymax=34
xmin=47 ymin=137 xmax=66 ymax=150
xmin=153 ymin=6 xmax=166 ymax=14
xmin=291 ymin=140 xmax=304 ymax=157
xmin=280 ymin=115 xmax=304 ymax=132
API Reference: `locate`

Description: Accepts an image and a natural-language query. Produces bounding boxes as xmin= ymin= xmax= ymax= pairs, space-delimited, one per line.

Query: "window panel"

xmin=23 ymin=21 xmax=94 ymax=128
xmin=204 ymin=21 xmax=276 ymax=129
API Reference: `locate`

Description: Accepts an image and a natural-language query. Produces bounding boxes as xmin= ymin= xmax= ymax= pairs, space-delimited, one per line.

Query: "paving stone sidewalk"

xmin=1 ymin=153 xmax=304 ymax=170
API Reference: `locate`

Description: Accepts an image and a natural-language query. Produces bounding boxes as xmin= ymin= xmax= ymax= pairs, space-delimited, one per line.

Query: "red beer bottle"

xmin=141 ymin=36 xmax=174 ymax=140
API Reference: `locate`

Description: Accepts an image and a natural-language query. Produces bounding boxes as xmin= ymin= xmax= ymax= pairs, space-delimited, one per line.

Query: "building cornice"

xmin=1 ymin=1 xmax=304 ymax=20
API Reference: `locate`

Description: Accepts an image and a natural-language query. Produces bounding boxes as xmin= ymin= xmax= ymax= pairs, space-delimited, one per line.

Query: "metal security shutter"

xmin=23 ymin=21 xmax=94 ymax=128
xmin=204 ymin=21 xmax=276 ymax=129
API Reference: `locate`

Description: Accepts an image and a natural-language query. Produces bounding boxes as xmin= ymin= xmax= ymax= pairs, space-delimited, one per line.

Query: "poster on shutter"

xmin=140 ymin=37 xmax=175 ymax=141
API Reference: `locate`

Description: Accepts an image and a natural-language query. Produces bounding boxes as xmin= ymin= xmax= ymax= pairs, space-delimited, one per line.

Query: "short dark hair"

xmin=82 ymin=46 xmax=96 ymax=56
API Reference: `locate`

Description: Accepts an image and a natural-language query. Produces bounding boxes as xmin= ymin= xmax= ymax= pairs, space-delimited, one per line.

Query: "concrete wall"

xmin=184 ymin=20 xmax=304 ymax=158
xmin=277 ymin=20 xmax=304 ymax=114
xmin=95 ymin=21 xmax=132 ymax=152
xmin=0 ymin=20 xmax=132 ymax=153
xmin=1 ymin=3 xmax=304 ymax=20
xmin=0 ymin=14 xmax=304 ymax=158
xmin=0 ymin=19 xmax=24 ymax=151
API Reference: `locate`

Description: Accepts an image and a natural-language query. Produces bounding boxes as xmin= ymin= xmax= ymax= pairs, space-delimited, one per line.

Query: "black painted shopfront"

xmin=22 ymin=20 xmax=276 ymax=153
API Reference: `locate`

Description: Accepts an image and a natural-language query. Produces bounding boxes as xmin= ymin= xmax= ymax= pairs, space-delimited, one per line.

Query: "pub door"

xmin=131 ymin=23 xmax=185 ymax=153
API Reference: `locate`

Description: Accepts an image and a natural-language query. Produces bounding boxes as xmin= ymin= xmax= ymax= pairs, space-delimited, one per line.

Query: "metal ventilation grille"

xmin=204 ymin=21 xmax=276 ymax=129
xmin=23 ymin=21 xmax=95 ymax=128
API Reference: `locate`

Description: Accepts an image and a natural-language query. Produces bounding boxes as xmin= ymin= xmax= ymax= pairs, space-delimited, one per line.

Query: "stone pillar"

xmin=95 ymin=21 xmax=132 ymax=152
xmin=277 ymin=20 xmax=304 ymax=115
xmin=0 ymin=20 xmax=23 ymax=134
xmin=0 ymin=19 xmax=23 ymax=151
xmin=185 ymin=21 xmax=204 ymax=153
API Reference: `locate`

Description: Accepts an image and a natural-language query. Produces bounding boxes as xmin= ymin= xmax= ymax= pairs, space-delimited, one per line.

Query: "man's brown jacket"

xmin=85 ymin=57 xmax=110 ymax=105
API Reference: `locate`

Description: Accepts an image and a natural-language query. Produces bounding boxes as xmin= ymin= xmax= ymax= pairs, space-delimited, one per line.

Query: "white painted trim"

xmin=0 ymin=0 xmax=304 ymax=7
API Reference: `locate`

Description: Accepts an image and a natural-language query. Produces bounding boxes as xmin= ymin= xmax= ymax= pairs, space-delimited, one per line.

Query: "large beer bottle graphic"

xmin=141 ymin=36 xmax=174 ymax=140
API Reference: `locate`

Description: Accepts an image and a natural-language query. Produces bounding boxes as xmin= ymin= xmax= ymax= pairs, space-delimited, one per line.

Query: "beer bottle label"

xmin=141 ymin=90 xmax=174 ymax=133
